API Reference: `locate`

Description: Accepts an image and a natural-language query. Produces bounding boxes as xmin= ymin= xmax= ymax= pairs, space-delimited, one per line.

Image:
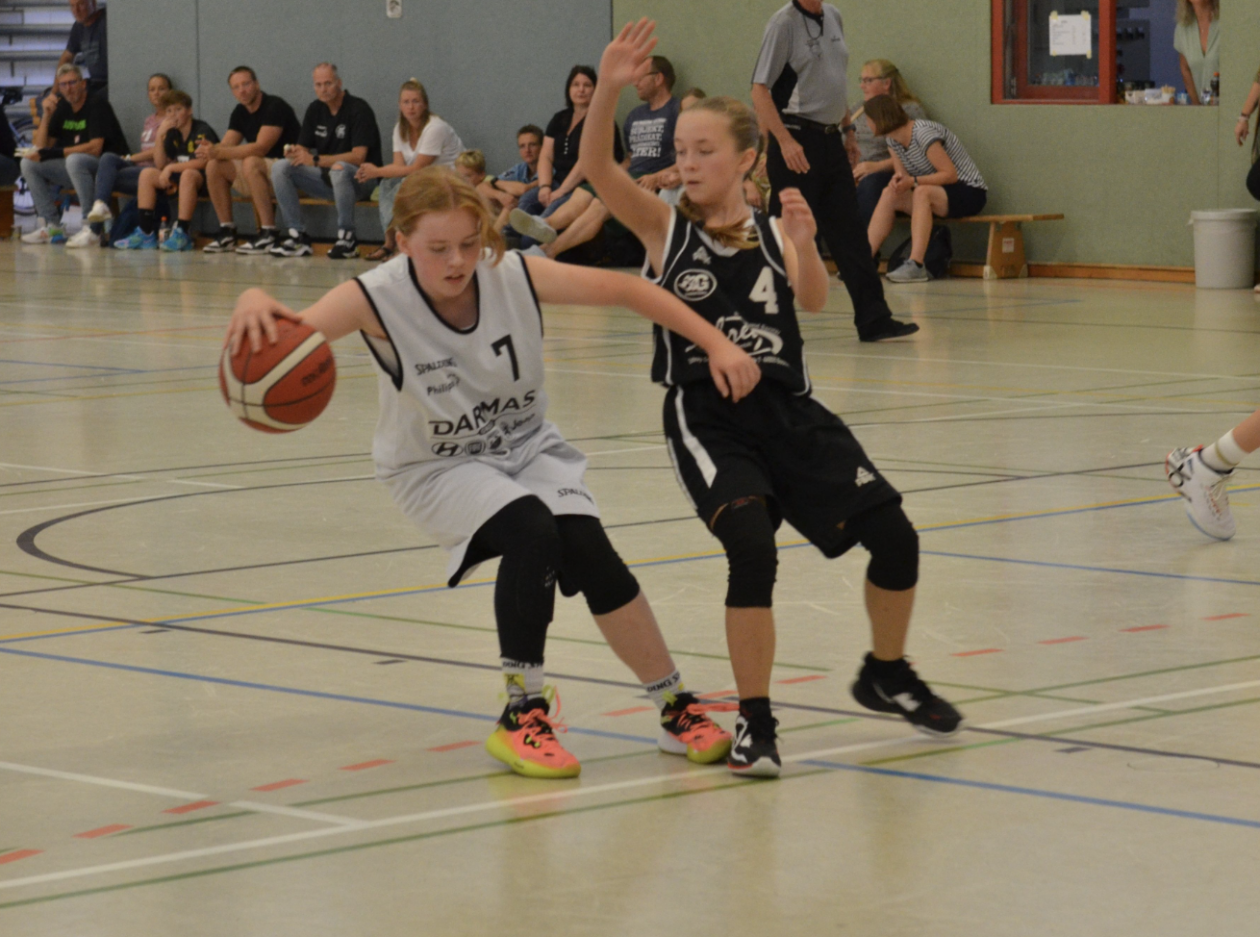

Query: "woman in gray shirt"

xmin=851 ymin=59 xmax=926 ymax=229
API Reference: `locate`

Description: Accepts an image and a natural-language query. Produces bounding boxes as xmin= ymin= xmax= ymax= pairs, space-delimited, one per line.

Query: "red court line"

xmin=340 ymin=759 xmax=394 ymax=772
xmin=952 ymin=648 xmax=1004 ymax=657
xmin=0 ymin=850 xmax=42 ymax=865
xmin=427 ymin=741 xmax=480 ymax=752
xmin=1038 ymin=636 xmax=1089 ymax=645
xmin=251 ymin=779 xmax=308 ymax=792
xmin=1121 ymin=625 xmax=1169 ymax=633
xmin=73 ymin=824 xmax=132 ymax=839
xmin=602 ymin=706 xmax=655 ymax=717
xmin=697 ymin=689 xmax=736 ymax=699
xmin=1203 ymin=613 xmax=1249 ymax=621
xmin=162 ymin=800 xmax=219 ymax=815
xmin=777 ymin=675 xmax=827 ymax=684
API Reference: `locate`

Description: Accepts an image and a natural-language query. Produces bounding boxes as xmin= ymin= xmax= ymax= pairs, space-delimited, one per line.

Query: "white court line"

xmin=165 ymin=480 xmax=243 ymax=489
xmin=4 ymin=676 xmax=1259 ymax=892
xmin=0 ymin=761 xmax=359 ymax=828
xmin=806 ymin=350 xmax=1260 ymax=383
xmin=0 ymin=497 xmax=166 ymax=517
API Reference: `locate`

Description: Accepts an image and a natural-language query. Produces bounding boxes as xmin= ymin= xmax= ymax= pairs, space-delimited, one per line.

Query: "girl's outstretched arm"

xmin=524 ymin=255 xmax=760 ymax=402
xmin=578 ymin=18 xmax=672 ymax=271
xmin=225 ymin=280 xmax=382 ymax=355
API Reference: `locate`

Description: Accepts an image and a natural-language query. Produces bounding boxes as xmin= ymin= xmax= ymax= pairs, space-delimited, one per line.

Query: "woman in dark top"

xmin=515 ymin=65 xmax=623 ymax=222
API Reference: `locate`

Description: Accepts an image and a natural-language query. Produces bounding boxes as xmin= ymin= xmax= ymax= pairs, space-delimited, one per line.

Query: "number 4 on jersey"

xmin=750 ymin=267 xmax=779 ymax=315
xmin=492 ymin=335 xmax=520 ymax=381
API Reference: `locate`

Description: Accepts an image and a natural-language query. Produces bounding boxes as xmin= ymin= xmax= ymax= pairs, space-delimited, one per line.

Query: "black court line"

xmin=7 ymin=460 xmax=1166 ymax=595
xmin=4 ymin=597 xmax=1257 ymax=776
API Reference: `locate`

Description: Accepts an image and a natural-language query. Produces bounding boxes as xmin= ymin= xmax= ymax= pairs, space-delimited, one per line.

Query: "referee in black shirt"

xmin=752 ymin=0 xmax=917 ymax=342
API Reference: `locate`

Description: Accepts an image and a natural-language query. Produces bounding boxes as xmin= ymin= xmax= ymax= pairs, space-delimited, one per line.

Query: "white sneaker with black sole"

xmin=1166 ymin=446 xmax=1235 ymax=540
xmin=202 ymin=228 xmax=238 ymax=253
xmin=86 ymin=200 xmax=113 ymax=224
xmin=236 ymin=229 xmax=279 ymax=255
xmin=727 ymin=712 xmax=781 ymax=778
xmin=326 ymin=229 xmax=359 ymax=260
xmin=268 ymin=229 xmax=313 ymax=257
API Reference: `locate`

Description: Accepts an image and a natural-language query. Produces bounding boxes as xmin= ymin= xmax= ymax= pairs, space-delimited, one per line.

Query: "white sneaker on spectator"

xmin=66 ymin=228 xmax=98 ymax=249
xmin=86 ymin=200 xmax=113 ymax=224
xmin=887 ymin=259 xmax=929 ymax=283
xmin=21 ymin=224 xmax=54 ymax=244
xmin=509 ymin=208 xmax=558 ymax=245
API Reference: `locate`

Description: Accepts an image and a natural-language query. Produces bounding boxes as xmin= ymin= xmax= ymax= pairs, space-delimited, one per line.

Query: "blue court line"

xmin=0 ymin=646 xmax=658 ymax=746
xmin=0 ymin=623 xmax=144 ymax=646
xmin=0 ymin=364 xmax=216 ymax=387
xmin=921 ymin=550 xmax=1260 ymax=588
xmin=802 ymin=759 xmax=1260 ymax=830
xmin=0 ymin=359 xmax=143 ymax=374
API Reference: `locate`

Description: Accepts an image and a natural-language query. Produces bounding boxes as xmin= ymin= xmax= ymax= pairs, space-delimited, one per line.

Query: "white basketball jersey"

xmin=355 ymin=251 xmax=549 ymax=472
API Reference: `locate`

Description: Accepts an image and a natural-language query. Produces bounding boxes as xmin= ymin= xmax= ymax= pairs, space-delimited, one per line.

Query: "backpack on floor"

xmin=888 ymin=224 xmax=953 ymax=280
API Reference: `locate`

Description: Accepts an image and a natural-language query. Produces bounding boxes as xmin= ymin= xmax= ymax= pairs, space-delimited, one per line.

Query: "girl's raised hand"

xmin=777 ymin=188 xmax=817 ymax=248
xmin=226 ymin=288 xmax=302 ymax=356
xmin=599 ymin=18 xmax=658 ymax=89
xmin=707 ymin=342 xmax=762 ymax=403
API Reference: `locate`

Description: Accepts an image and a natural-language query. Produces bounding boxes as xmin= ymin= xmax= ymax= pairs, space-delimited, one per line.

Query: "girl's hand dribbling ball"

xmin=219 ymin=307 xmax=336 ymax=433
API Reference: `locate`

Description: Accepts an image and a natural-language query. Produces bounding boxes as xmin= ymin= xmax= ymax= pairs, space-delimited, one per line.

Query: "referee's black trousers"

xmin=767 ymin=129 xmax=893 ymax=333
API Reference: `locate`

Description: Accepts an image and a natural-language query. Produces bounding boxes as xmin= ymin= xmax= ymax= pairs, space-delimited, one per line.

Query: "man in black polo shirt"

xmin=198 ymin=66 xmax=301 ymax=254
xmin=752 ymin=0 xmax=917 ymax=342
xmin=20 ymin=63 xmax=127 ymax=244
xmin=271 ymin=63 xmax=382 ymax=259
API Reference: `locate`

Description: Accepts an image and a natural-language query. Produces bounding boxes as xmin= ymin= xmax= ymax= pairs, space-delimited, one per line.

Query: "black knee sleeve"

xmin=554 ymin=515 xmax=641 ymax=616
xmin=849 ymin=502 xmax=919 ymax=592
xmin=711 ymin=497 xmax=778 ymax=608
xmin=469 ymin=497 xmax=561 ymax=664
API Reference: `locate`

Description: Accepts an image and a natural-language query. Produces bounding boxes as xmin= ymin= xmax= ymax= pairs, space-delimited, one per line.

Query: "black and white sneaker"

xmin=268 ymin=228 xmax=313 ymax=257
xmin=727 ymin=711 xmax=781 ymax=778
xmin=327 ymin=229 xmax=359 ymax=260
xmin=201 ymin=227 xmax=238 ymax=253
xmin=851 ymin=653 xmax=963 ymax=738
xmin=236 ymin=228 xmax=279 ymax=255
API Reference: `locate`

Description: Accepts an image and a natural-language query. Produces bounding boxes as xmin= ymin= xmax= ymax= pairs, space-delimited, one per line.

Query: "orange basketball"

xmin=219 ymin=319 xmax=336 ymax=433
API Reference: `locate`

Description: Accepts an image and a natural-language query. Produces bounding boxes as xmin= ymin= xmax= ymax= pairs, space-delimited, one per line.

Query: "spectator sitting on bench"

xmin=864 ymin=95 xmax=987 ymax=284
xmin=271 ymin=63 xmax=382 ymax=260
xmin=114 ymin=90 xmax=218 ymax=252
xmin=0 ymin=100 xmax=18 ymax=188
xmin=21 ymin=64 xmax=127 ymax=245
xmin=60 ymin=0 xmax=107 ymax=98
xmin=454 ymin=149 xmax=510 ymax=230
xmin=512 ymin=57 xmax=678 ymax=261
xmin=198 ymin=66 xmax=301 ymax=255
xmin=851 ymin=60 xmax=926 ymax=230
xmin=84 ymin=72 xmax=174 ymax=243
xmin=479 ymin=124 xmax=542 ymax=243
xmin=356 ymin=79 xmax=463 ymax=262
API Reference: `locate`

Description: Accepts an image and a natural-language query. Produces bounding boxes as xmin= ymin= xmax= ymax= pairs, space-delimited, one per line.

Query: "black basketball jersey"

xmin=646 ymin=207 xmax=810 ymax=395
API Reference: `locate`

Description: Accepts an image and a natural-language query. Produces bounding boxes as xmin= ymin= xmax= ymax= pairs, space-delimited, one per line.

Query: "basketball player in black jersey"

xmin=581 ymin=21 xmax=962 ymax=777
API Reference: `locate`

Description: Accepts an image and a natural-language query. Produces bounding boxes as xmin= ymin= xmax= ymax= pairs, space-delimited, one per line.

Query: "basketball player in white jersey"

xmin=580 ymin=21 xmax=962 ymax=777
xmin=226 ymin=167 xmax=761 ymax=779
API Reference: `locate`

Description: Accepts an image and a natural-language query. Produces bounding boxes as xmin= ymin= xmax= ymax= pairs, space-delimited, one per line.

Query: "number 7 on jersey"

xmin=492 ymin=335 xmax=520 ymax=381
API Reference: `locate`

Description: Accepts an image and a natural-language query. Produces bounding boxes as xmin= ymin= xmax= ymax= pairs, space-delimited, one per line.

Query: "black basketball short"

xmin=662 ymin=379 xmax=901 ymax=558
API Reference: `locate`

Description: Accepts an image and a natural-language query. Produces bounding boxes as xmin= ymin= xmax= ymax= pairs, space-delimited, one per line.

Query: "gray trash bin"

xmin=1189 ymin=209 xmax=1257 ymax=289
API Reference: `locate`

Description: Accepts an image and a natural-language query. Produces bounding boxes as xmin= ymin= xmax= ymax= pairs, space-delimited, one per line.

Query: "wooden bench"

xmin=0 ymin=186 xmax=13 ymax=239
xmin=949 ymin=214 xmax=1065 ymax=280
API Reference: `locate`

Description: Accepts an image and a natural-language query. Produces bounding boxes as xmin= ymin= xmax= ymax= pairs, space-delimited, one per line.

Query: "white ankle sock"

xmin=1203 ymin=431 xmax=1246 ymax=472
xmin=644 ymin=670 xmax=685 ymax=711
xmin=502 ymin=658 xmax=545 ymax=704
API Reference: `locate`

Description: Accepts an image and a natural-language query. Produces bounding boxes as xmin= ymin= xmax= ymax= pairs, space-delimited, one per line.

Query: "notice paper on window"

xmin=1049 ymin=11 xmax=1092 ymax=58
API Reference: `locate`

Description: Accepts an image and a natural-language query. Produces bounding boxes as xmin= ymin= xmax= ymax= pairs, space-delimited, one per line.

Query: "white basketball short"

xmin=379 ymin=421 xmax=600 ymax=585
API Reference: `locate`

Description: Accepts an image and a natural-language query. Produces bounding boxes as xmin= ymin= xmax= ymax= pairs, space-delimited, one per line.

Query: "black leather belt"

xmin=782 ymin=115 xmax=845 ymax=134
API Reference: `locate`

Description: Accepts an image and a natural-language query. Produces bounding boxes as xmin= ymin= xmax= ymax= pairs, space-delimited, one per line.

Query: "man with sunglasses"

xmin=751 ymin=0 xmax=918 ymax=342
xmin=21 ymin=63 xmax=127 ymax=244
